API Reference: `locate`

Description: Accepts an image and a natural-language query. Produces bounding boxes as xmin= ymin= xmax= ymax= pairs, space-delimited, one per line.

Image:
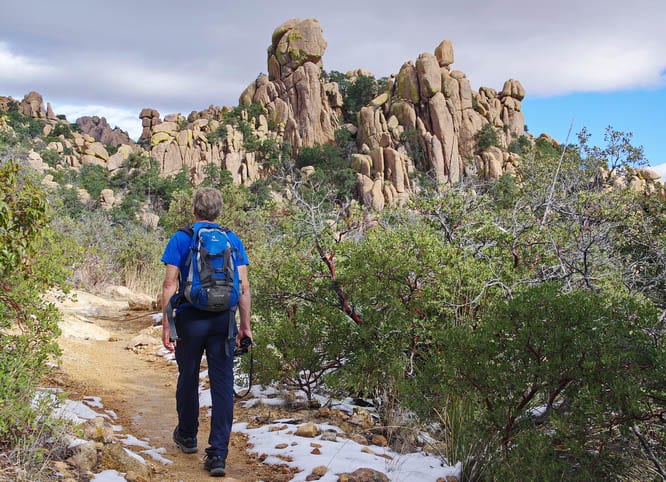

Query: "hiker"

xmin=161 ymin=187 xmax=252 ymax=477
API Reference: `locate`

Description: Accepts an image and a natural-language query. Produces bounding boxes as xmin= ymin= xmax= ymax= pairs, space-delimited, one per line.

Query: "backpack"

xmin=178 ymin=224 xmax=241 ymax=312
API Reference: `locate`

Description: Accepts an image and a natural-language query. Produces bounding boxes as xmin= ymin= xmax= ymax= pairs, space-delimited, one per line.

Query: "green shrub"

xmin=201 ymin=163 xmax=233 ymax=190
xmin=488 ymin=173 xmax=518 ymax=209
xmin=79 ymin=164 xmax=110 ymax=200
xmin=0 ymin=161 xmax=74 ymax=443
xmin=476 ymin=123 xmax=499 ymax=151
xmin=326 ymin=71 xmax=380 ymax=125
xmin=400 ymin=129 xmax=424 ymax=167
xmin=508 ymin=135 xmax=531 ymax=155
xmin=116 ymin=224 xmax=166 ymax=296
xmin=207 ymin=126 xmax=227 ymax=144
xmin=431 ymin=283 xmax=665 ymax=480
xmin=39 ymin=149 xmax=62 ymax=167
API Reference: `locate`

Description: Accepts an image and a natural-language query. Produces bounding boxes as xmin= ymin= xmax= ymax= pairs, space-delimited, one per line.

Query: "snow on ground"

xmin=234 ymin=417 xmax=459 ymax=481
xmin=91 ymin=470 xmax=127 ymax=481
xmin=37 ymin=388 xmax=174 ymax=481
xmin=200 ymin=377 xmax=459 ymax=480
xmin=46 ymin=344 xmax=460 ymax=481
xmin=230 ymin=385 xmax=460 ymax=481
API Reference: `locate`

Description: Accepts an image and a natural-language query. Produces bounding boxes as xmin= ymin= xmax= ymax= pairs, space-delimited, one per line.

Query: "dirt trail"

xmin=52 ymin=292 xmax=293 ymax=482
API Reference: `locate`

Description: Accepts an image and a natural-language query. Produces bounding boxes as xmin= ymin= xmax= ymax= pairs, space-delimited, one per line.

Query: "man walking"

xmin=161 ymin=187 xmax=252 ymax=477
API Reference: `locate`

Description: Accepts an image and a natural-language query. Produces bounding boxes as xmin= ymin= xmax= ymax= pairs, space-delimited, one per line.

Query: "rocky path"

xmin=52 ymin=291 xmax=293 ymax=482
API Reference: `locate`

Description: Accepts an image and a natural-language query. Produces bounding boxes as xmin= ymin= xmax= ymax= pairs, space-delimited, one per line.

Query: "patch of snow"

xmin=55 ymin=398 xmax=110 ymax=422
xmin=65 ymin=435 xmax=89 ymax=449
xmin=119 ymin=434 xmax=152 ymax=449
xmin=142 ymin=447 xmax=173 ymax=465
xmin=200 ymin=388 xmax=212 ymax=408
xmin=83 ymin=396 xmax=104 ymax=409
xmin=91 ymin=469 xmax=126 ymax=481
xmin=123 ymin=446 xmax=147 ymax=465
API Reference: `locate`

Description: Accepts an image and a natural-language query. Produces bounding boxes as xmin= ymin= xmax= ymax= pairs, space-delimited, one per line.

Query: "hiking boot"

xmin=204 ymin=455 xmax=226 ymax=476
xmin=173 ymin=426 xmax=197 ymax=454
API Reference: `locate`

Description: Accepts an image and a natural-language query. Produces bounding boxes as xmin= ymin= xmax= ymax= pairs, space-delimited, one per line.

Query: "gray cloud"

xmin=1 ymin=0 xmax=665 ymax=135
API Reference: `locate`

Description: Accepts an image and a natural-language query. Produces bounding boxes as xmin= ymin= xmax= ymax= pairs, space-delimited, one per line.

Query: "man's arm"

xmin=237 ymin=264 xmax=252 ymax=344
xmin=161 ymin=264 xmax=180 ymax=352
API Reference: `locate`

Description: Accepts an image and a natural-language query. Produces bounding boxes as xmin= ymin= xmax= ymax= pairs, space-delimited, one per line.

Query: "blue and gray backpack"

xmin=179 ymin=224 xmax=241 ymax=312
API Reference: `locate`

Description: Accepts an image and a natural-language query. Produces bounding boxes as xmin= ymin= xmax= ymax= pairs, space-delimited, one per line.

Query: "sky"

xmin=1 ymin=0 xmax=665 ymax=177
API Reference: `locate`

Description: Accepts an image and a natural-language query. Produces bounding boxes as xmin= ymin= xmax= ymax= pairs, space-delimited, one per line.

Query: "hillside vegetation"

xmin=1 ymin=76 xmax=666 ymax=481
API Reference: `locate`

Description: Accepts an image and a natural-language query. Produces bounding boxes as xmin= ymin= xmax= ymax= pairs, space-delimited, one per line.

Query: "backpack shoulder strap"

xmin=175 ymin=225 xmax=194 ymax=297
xmin=178 ymin=225 xmax=194 ymax=237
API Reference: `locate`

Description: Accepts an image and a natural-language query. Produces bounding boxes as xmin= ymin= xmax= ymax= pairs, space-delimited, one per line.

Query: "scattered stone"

xmin=295 ymin=422 xmax=319 ymax=438
xmin=82 ymin=417 xmax=115 ymax=443
xmin=343 ymin=467 xmax=389 ymax=482
xmin=67 ymin=441 xmax=98 ymax=472
xmin=127 ymin=292 xmax=155 ymax=311
xmin=100 ymin=443 xmax=149 ymax=479
xmin=370 ymin=434 xmax=388 ymax=447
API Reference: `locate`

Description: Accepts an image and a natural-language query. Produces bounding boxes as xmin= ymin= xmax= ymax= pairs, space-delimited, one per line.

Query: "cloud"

xmin=53 ymin=103 xmax=142 ymax=140
xmin=0 ymin=42 xmax=55 ymax=80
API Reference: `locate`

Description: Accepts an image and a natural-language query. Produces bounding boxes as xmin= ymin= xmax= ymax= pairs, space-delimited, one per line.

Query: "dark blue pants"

xmin=174 ymin=308 xmax=236 ymax=458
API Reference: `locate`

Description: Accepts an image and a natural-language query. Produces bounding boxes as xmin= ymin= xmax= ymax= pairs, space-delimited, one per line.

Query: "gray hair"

xmin=193 ymin=188 xmax=222 ymax=221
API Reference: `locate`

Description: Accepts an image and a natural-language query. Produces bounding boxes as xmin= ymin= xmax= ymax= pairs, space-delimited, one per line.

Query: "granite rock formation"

xmin=354 ymin=40 xmax=526 ymax=208
xmin=76 ymin=116 xmax=132 ymax=147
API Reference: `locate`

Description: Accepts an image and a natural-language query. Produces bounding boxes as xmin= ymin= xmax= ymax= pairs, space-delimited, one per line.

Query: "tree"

xmin=579 ymin=126 xmax=647 ymax=180
xmin=431 ymin=283 xmax=665 ymax=480
xmin=326 ymin=71 xmax=381 ymax=124
xmin=476 ymin=123 xmax=499 ymax=152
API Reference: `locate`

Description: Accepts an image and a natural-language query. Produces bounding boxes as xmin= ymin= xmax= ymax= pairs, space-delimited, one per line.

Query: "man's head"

xmin=193 ymin=187 xmax=222 ymax=221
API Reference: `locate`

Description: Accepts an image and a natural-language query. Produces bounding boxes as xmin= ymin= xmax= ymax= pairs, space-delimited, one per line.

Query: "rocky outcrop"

xmin=140 ymin=18 xmax=342 ymax=187
xmin=20 ymin=91 xmax=47 ymax=119
xmin=3 ymin=19 xmax=663 ymax=212
xmin=138 ymin=108 xmax=161 ymax=145
xmin=240 ymin=18 xmax=341 ymax=150
xmin=355 ymin=40 xmax=527 ymax=209
xmin=76 ymin=116 xmax=132 ymax=147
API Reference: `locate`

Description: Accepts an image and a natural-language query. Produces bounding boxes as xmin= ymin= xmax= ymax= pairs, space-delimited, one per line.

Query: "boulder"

xmin=435 ymin=40 xmax=455 ymax=66
xmin=269 ymin=18 xmax=327 ymax=78
xmin=416 ymin=52 xmax=442 ymax=99
xmin=67 ymin=441 xmax=98 ymax=472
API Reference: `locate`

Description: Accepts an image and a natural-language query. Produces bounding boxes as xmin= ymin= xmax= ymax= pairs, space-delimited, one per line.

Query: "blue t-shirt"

xmin=161 ymin=222 xmax=249 ymax=309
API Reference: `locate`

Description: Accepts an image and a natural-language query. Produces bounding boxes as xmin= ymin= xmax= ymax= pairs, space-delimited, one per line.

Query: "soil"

xmin=51 ymin=291 xmax=297 ymax=482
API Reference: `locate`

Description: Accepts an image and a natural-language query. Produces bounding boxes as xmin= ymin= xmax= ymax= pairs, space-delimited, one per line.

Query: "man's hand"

xmin=237 ymin=327 xmax=253 ymax=347
xmin=162 ymin=324 xmax=176 ymax=352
